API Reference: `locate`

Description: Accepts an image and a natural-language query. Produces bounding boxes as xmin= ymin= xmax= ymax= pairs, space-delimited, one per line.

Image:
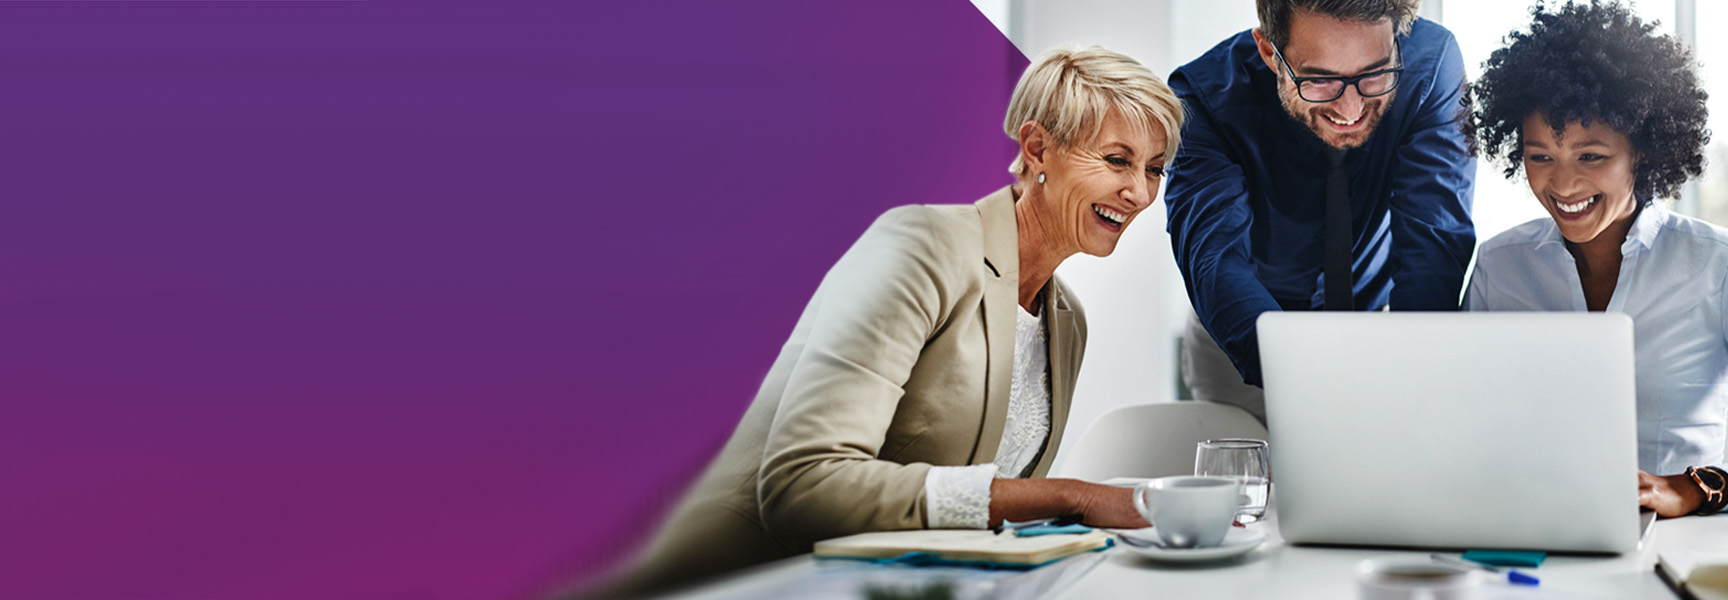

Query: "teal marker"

xmin=1431 ymin=554 xmax=1540 ymax=587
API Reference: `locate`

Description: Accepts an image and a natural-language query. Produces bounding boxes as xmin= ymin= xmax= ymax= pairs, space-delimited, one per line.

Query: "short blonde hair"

xmin=1005 ymin=45 xmax=1184 ymax=178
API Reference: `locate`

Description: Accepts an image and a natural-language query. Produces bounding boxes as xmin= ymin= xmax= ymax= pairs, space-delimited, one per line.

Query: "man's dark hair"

xmin=1469 ymin=1 xmax=1708 ymax=203
xmin=1256 ymin=0 xmax=1421 ymax=49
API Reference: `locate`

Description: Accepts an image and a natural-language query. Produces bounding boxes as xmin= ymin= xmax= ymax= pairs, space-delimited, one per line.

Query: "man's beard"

xmin=1276 ymin=79 xmax=1392 ymax=150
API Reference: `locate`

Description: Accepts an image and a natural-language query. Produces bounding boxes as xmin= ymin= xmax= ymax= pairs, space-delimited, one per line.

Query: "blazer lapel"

xmin=970 ymin=187 xmax=1018 ymax=467
xmin=1030 ymin=280 xmax=1077 ymax=478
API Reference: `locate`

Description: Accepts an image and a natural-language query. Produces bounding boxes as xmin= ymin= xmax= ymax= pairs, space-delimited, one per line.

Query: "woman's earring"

xmin=1036 ymin=172 xmax=1046 ymax=185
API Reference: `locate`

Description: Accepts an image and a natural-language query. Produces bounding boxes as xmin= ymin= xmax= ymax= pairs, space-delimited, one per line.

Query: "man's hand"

xmin=1639 ymin=470 xmax=1705 ymax=517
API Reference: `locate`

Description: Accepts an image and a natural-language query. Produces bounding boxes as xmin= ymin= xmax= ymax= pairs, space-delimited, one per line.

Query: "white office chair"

xmin=1054 ymin=401 xmax=1268 ymax=481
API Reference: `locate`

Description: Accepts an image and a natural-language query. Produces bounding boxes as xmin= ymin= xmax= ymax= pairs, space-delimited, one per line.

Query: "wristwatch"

xmin=1685 ymin=466 xmax=1728 ymax=515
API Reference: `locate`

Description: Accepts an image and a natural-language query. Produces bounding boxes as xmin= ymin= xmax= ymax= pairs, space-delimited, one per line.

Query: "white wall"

xmin=974 ymin=1 xmax=1260 ymax=474
xmin=1168 ymin=2 xmax=1259 ymax=68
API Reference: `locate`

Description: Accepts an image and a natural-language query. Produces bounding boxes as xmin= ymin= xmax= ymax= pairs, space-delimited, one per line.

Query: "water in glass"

xmin=1195 ymin=438 xmax=1270 ymax=523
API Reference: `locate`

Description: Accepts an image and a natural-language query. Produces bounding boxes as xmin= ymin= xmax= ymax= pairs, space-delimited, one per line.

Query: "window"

xmin=1694 ymin=1 xmax=1728 ymax=225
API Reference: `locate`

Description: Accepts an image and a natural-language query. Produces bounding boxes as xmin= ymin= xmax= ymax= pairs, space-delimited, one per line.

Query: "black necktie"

xmin=1324 ymin=148 xmax=1354 ymax=311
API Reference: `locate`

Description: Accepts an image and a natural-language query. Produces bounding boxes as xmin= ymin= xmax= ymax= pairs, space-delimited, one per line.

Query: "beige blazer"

xmin=600 ymin=187 xmax=1087 ymax=597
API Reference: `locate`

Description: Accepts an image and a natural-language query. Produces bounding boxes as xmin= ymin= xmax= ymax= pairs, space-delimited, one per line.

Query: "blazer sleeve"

xmin=756 ymin=205 xmax=960 ymax=544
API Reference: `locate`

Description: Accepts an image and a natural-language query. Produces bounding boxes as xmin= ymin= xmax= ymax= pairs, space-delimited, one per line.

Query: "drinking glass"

xmin=1194 ymin=438 xmax=1270 ymax=523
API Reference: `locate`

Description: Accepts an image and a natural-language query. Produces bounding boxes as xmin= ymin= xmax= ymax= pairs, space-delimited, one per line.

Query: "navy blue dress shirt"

xmin=1166 ymin=18 xmax=1476 ymax=386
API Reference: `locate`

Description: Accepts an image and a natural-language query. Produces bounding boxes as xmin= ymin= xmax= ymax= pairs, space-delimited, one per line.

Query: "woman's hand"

xmin=1068 ymin=481 xmax=1151 ymax=529
xmin=1639 ymin=470 xmax=1704 ymax=517
xmin=988 ymin=478 xmax=1149 ymax=529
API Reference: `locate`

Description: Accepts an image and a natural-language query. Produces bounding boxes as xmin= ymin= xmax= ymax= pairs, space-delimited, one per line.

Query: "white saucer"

xmin=1116 ymin=526 xmax=1266 ymax=563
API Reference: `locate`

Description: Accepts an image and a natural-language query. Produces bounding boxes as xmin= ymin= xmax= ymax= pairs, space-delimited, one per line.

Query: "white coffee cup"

xmin=1131 ymin=475 xmax=1240 ymax=548
xmin=1355 ymin=557 xmax=1481 ymax=600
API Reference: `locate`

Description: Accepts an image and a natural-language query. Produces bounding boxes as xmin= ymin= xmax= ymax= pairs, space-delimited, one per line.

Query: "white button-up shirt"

xmin=1466 ymin=204 xmax=1728 ymax=474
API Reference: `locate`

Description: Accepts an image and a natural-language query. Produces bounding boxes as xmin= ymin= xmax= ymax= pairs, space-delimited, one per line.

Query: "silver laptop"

xmin=1259 ymin=312 xmax=1648 ymax=554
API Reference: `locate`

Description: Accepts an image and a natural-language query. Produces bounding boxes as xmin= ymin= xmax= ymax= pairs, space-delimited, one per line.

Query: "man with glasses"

xmin=1166 ymin=0 xmax=1474 ymax=422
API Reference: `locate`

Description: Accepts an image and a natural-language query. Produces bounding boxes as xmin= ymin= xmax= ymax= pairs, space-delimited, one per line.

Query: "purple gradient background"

xmin=0 ymin=1 xmax=1026 ymax=597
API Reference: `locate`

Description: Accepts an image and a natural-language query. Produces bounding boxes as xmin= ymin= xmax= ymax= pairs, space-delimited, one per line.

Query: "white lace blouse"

xmin=922 ymin=303 xmax=1051 ymax=529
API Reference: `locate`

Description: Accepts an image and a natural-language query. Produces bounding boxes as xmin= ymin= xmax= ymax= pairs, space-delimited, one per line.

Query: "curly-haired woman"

xmin=1465 ymin=1 xmax=1725 ymax=517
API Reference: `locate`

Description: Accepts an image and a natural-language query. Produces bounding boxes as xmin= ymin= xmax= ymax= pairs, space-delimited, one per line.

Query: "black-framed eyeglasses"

xmin=1270 ymin=41 xmax=1403 ymax=103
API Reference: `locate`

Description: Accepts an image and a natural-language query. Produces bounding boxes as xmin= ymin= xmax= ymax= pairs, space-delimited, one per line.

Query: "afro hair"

xmin=1469 ymin=1 xmax=1709 ymax=202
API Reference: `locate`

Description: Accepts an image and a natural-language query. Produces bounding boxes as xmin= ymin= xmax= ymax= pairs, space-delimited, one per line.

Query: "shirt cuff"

xmin=923 ymin=464 xmax=997 ymax=529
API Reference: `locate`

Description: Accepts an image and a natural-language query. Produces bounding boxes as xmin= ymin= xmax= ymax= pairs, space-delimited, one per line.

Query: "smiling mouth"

xmin=1325 ymin=114 xmax=1361 ymax=127
xmin=1093 ymin=204 xmax=1126 ymax=225
xmin=1555 ymin=194 xmax=1600 ymax=214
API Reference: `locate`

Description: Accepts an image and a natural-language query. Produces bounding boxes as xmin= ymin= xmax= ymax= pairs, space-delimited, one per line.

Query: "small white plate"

xmin=1116 ymin=526 xmax=1266 ymax=563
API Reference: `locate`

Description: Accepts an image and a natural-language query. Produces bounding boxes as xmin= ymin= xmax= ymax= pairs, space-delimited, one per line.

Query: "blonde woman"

xmin=590 ymin=46 xmax=1184 ymax=598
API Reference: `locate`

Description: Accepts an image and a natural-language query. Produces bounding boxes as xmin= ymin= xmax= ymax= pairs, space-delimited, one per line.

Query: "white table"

xmin=673 ymin=513 xmax=1728 ymax=599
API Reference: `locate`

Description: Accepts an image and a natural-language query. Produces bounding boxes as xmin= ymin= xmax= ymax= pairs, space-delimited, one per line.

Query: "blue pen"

xmin=1431 ymin=554 xmax=1540 ymax=586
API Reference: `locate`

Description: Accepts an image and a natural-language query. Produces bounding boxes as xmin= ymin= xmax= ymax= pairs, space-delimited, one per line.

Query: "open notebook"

xmin=1659 ymin=551 xmax=1728 ymax=600
xmin=813 ymin=530 xmax=1111 ymax=568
